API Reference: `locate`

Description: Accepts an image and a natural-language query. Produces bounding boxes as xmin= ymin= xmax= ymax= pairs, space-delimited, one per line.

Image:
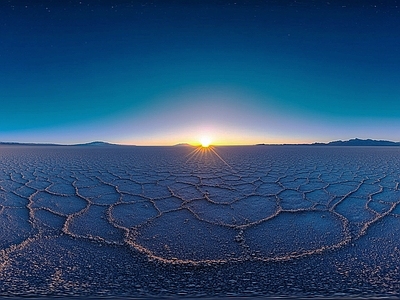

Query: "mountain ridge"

xmin=256 ymin=138 xmax=400 ymax=146
xmin=312 ymin=138 xmax=400 ymax=146
xmin=0 ymin=141 xmax=120 ymax=147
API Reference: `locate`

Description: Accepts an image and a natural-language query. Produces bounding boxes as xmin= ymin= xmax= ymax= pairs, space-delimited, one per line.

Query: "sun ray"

xmin=209 ymin=146 xmax=233 ymax=169
xmin=185 ymin=147 xmax=202 ymax=163
xmin=185 ymin=142 xmax=234 ymax=171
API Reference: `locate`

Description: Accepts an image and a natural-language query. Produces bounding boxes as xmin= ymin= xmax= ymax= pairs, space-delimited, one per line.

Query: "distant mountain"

xmin=73 ymin=141 xmax=119 ymax=147
xmin=313 ymin=138 xmax=400 ymax=146
xmin=256 ymin=138 xmax=400 ymax=147
xmin=173 ymin=143 xmax=193 ymax=147
xmin=0 ymin=141 xmax=121 ymax=147
xmin=0 ymin=141 xmax=61 ymax=146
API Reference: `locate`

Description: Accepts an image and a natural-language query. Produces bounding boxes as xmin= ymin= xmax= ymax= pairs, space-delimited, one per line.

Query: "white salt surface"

xmin=1 ymin=145 xmax=400 ymax=298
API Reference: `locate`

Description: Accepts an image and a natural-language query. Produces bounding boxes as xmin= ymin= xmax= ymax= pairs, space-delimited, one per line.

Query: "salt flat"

xmin=1 ymin=145 xmax=400 ymax=298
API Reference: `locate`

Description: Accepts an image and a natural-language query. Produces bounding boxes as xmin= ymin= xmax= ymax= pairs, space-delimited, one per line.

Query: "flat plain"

xmin=1 ymin=145 xmax=400 ymax=298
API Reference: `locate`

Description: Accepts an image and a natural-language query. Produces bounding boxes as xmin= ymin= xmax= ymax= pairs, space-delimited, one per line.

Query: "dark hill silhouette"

xmin=73 ymin=141 xmax=118 ymax=147
xmin=313 ymin=138 xmax=400 ymax=146
xmin=0 ymin=141 xmax=121 ymax=146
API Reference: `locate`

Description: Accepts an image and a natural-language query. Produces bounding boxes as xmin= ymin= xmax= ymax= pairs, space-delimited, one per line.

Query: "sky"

xmin=1 ymin=0 xmax=400 ymax=145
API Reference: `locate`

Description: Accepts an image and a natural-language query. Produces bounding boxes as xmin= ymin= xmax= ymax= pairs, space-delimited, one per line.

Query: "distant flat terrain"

xmin=1 ymin=145 xmax=400 ymax=298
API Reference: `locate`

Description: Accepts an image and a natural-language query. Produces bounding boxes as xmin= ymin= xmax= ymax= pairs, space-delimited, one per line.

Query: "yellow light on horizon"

xmin=200 ymin=136 xmax=211 ymax=148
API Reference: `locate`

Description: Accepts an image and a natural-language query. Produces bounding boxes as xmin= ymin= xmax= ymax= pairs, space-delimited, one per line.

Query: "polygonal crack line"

xmin=358 ymin=201 xmax=398 ymax=238
xmin=125 ymin=207 xmax=354 ymax=266
xmin=0 ymin=235 xmax=41 ymax=273
xmin=27 ymin=189 xmax=42 ymax=232
xmin=108 ymin=200 xmax=162 ymax=230
xmin=123 ymin=209 xmax=234 ymax=265
xmin=61 ymin=182 xmax=91 ymax=237
xmin=329 ymin=180 xmax=366 ymax=211
xmin=185 ymin=203 xmax=282 ymax=231
xmin=365 ymin=189 xmax=384 ymax=215
xmin=58 ymin=204 xmax=125 ymax=246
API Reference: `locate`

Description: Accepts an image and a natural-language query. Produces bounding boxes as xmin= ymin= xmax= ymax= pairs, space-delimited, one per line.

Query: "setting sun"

xmin=200 ymin=136 xmax=211 ymax=148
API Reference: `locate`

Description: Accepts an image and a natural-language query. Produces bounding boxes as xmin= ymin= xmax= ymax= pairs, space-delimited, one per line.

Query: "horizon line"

xmin=1 ymin=138 xmax=400 ymax=147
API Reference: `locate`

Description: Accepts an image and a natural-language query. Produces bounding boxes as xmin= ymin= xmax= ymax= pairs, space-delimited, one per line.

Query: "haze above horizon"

xmin=1 ymin=1 xmax=399 ymax=145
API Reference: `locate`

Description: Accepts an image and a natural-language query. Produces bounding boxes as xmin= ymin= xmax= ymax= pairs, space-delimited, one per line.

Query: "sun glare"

xmin=200 ymin=136 xmax=211 ymax=148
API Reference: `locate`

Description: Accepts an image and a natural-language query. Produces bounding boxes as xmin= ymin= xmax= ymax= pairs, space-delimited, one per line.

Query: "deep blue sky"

xmin=1 ymin=1 xmax=399 ymax=145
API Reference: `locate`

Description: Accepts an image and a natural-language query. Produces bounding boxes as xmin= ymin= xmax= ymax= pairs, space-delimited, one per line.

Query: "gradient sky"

xmin=1 ymin=1 xmax=400 ymax=145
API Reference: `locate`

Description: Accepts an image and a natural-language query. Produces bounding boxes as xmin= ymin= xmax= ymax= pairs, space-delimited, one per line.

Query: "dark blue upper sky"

xmin=1 ymin=1 xmax=399 ymax=145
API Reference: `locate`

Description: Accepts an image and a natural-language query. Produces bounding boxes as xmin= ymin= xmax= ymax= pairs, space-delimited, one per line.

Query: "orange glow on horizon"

xmin=118 ymin=132 xmax=319 ymax=146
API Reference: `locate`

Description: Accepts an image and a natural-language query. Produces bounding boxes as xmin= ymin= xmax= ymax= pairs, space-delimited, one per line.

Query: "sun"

xmin=200 ymin=136 xmax=211 ymax=148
